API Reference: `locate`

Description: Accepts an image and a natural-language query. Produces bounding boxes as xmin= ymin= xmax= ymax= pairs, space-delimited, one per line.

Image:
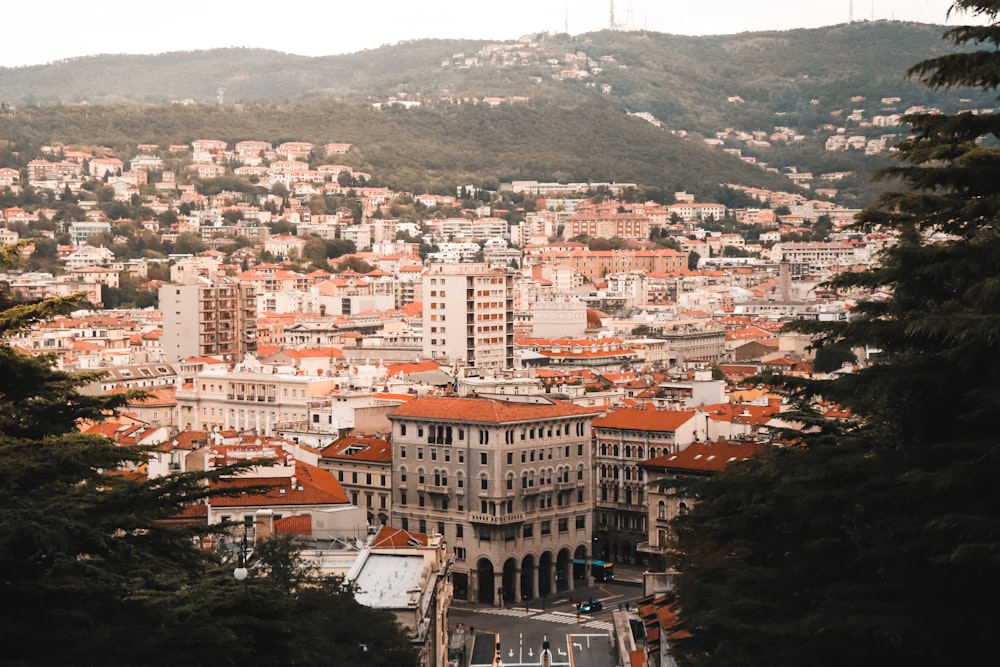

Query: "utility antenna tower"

xmin=849 ymin=0 xmax=854 ymax=23
xmin=625 ymin=0 xmax=635 ymax=31
xmin=217 ymin=87 xmax=225 ymax=105
xmin=610 ymin=0 xmax=616 ymax=30
xmin=564 ymin=1 xmax=569 ymax=34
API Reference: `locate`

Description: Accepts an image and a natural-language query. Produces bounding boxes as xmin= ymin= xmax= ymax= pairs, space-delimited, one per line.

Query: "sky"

xmin=0 ymin=0 xmax=978 ymax=68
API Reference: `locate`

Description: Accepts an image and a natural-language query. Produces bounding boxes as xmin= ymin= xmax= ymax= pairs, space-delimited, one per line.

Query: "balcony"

xmin=469 ymin=512 xmax=525 ymax=526
xmin=555 ymin=479 xmax=577 ymax=491
xmin=426 ymin=483 xmax=451 ymax=495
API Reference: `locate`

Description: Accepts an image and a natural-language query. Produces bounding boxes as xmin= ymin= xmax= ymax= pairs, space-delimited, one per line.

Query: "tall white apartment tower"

xmin=422 ymin=263 xmax=514 ymax=370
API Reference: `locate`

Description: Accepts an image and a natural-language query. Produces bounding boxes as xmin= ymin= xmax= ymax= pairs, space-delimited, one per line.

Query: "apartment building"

xmin=422 ymin=263 xmax=514 ymax=370
xmin=174 ymin=366 xmax=339 ymax=435
xmin=592 ymin=406 xmax=699 ymax=566
xmin=388 ymin=396 xmax=604 ymax=605
xmin=320 ymin=435 xmax=393 ymax=527
xmin=159 ymin=277 xmax=258 ymax=363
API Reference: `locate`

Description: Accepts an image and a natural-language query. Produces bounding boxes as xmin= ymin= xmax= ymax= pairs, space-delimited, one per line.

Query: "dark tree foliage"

xmin=666 ymin=4 xmax=1000 ymax=666
xmin=0 ymin=293 xmax=417 ymax=667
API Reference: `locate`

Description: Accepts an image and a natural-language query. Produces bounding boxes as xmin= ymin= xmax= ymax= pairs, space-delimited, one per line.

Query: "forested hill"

xmin=0 ymin=21 xmax=993 ymax=199
xmin=0 ymin=21 xmax=989 ymax=129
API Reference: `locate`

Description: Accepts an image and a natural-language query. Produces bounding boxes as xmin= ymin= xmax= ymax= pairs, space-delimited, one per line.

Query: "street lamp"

xmin=233 ymin=518 xmax=250 ymax=581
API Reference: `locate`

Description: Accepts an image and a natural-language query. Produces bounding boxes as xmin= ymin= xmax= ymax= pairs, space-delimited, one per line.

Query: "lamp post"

xmin=233 ymin=518 xmax=250 ymax=581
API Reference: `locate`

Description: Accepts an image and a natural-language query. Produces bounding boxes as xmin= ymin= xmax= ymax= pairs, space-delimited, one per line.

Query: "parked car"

xmin=580 ymin=599 xmax=603 ymax=614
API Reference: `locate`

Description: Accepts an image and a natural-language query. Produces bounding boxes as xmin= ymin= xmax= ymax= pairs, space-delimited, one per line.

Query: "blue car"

xmin=580 ymin=599 xmax=603 ymax=614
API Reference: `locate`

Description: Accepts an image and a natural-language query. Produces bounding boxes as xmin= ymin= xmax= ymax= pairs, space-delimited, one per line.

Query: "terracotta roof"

xmin=275 ymin=514 xmax=312 ymax=536
xmin=641 ymin=440 xmax=767 ymax=473
xmin=594 ymin=407 xmax=695 ymax=432
xmin=384 ymin=360 xmax=440 ymax=377
xmin=371 ymin=525 xmax=429 ymax=548
xmin=389 ymin=396 xmax=603 ymax=424
xmin=210 ymin=462 xmax=349 ymax=507
xmin=320 ymin=435 xmax=391 ymax=463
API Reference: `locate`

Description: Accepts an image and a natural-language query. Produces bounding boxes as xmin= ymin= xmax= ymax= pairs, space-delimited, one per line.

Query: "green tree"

xmin=666 ymin=4 xmax=1000 ymax=666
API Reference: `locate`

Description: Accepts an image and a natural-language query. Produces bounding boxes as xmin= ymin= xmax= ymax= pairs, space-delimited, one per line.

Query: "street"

xmin=449 ymin=574 xmax=644 ymax=667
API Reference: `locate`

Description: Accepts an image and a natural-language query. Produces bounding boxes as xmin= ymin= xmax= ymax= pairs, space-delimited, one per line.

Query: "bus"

xmin=592 ymin=560 xmax=615 ymax=582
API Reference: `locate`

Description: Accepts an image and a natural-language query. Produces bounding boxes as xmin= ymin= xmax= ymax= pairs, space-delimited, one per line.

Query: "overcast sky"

xmin=0 ymin=0 xmax=977 ymax=68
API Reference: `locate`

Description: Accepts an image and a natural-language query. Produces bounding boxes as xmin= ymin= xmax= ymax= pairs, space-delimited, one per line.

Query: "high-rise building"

xmin=159 ymin=277 xmax=257 ymax=362
xmin=422 ymin=263 xmax=514 ymax=369
xmin=388 ymin=395 xmax=604 ymax=605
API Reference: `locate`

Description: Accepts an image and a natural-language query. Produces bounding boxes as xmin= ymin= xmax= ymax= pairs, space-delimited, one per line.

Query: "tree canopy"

xmin=665 ymin=3 xmax=1000 ymax=665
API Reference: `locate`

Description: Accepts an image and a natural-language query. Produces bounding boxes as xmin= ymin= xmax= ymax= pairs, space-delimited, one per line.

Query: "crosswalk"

xmin=474 ymin=607 xmax=614 ymax=632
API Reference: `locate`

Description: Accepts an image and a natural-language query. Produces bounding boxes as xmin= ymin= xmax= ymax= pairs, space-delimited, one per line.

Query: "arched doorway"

xmin=573 ymin=545 xmax=589 ymax=584
xmin=520 ymin=554 xmax=536 ymax=601
xmin=476 ymin=558 xmax=495 ymax=605
xmin=502 ymin=558 xmax=518 ymax=606
xmin=539 ymin=551 xmax=554 ymax=598
xmin=556 ymin=548 xmax=572 ymax=591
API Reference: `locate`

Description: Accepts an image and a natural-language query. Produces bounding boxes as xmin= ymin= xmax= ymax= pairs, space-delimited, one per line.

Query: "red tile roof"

xmin=320 ymin=436 xmax=391 ymax=463
xmin=275 ymin=514 xmax=312 ymax=536
xmin=594 ymin=406 xmax=695 ymax=432
xmin=389 ymin=396 xmax=603 ymax=424
xmin=209 ymin=462 xmax=348 ymax=507
xmin=641 ymin=440 xmax=767 ymax=473
xmin=371 ymin=525 xmax=429 ymax=548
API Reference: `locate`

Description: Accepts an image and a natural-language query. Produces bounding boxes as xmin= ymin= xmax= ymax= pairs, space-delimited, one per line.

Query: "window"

xmin=481 ymin=477 xmax=488 ymax=491
xmin=399 ymin=469 xmax=407 ymax=482
xmin=401 ymin=518 xmax=408 ymax=530
xmin=366 ymin=473 xmax=372 ymax=485
xmin=576 ymin=515 xmax=586 ymax=529
xmin=578 ymin=444 xmax=584 ymax=456
xmin=506 ymin=476 xmax=513 ymax=490
xmin=523 ymin=524 xmax=533 ymax=539
xmin=400 ymin=446 xmax=406 ymax=459
xmin=578 ymin=489 xmax=584 ymax=503
xmin=419 ymin=519 xmax=427 ymax=534
xmin=456 ymin=524 xmax=463 ymax=538
xmin=419 ymin=494 xmax=425 ymax=507
xmin=400 ymin=424 xmax=407 ymax=436
xmin=400 ymin=492 xmax=407 ymax=505
xmin=352 ymin=472 xmax=358 ymax=484
xmin=417 ymin=448 xmax=424 ymax=460
xmin=480 ymin=452 xmax=488 ymax=465
xmin=541 ymin=521 xmax=551 ymax=535
xmin=458 ymin=451 xmax=465 ymax=464
xmin=438 ymin=522 xmax=445 ymax=536
xmin=507 ymin=452 xmax=513 ymax=465
xmin=558 ymin=518 xmax=568 ymax=533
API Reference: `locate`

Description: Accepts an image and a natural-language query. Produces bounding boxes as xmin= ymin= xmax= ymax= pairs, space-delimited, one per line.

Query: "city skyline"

xmin=0 ymin=0 xmax=975 ymax=68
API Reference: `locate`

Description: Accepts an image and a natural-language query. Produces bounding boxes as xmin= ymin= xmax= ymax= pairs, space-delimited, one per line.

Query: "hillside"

xmin=0 ymin=97 xmax=792 ymax=198
xmin=0 ymin=22 xmax=986 ymax=121
xmin=1 ymin=22 xmax=993 ymax=202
